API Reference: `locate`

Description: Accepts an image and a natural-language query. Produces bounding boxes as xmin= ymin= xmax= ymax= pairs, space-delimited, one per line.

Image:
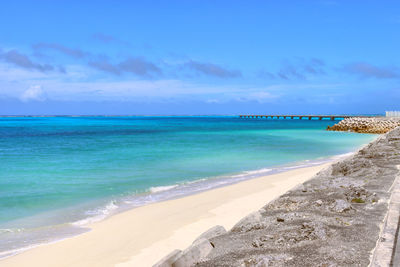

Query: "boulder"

xmin=153 ymin=249 xmax=182 ymax=267
xmin=172 ymin=238 xmax=213 ymax=267
xmin=231 ymin=211 xmax=265 ymax=232
xmin=331 ymin=199 xmax=351 ymax=213
xmin=193 ymin=225 xmax=226 ymax=243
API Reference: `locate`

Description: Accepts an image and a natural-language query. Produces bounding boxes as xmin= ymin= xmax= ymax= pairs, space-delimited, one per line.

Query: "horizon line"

xmin=0 ymin=113 xmax=385 ymax=118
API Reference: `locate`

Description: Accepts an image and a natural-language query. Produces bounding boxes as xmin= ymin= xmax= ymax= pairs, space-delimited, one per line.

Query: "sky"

xmin=0 ymin=0 xmax=399 ymax=115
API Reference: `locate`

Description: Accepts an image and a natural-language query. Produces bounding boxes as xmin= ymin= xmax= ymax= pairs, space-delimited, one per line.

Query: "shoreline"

xmin=1 ymin=161 xmax=333 ymax=267
xmin=0 ymin=152 xmax=355 ymax=260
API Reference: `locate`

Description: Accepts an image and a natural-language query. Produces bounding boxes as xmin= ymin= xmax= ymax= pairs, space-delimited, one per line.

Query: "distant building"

xmin=386 ymin=111 xmax=400 ymax=117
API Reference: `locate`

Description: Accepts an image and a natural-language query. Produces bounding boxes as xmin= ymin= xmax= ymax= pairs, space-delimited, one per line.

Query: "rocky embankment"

xmin=154 ymin=127 xmax=400 ymax=267
xmin=327 ymin=117 xmax=400 ymax=134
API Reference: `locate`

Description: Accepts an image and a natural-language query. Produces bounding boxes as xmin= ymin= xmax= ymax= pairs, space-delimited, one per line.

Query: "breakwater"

xmin=154 ymin=127 xmax=400 ymax=267
xmin=327 ymin=117 xmax=400 ymax=134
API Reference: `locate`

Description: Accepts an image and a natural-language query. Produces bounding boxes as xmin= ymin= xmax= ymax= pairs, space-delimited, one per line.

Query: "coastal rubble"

xmin=155 ymin=127 xmax=400 ymax=266
xmin=327 ymin=117 xmax=400 ymax=134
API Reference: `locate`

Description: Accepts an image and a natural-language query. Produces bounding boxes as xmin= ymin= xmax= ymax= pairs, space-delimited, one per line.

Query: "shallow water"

xmin=0 ymin=116 xmax=376 ymax=257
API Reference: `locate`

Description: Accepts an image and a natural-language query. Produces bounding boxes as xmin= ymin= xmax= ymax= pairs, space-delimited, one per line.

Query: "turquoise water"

xmin=0 ymin=116 xmax=376 ymax=257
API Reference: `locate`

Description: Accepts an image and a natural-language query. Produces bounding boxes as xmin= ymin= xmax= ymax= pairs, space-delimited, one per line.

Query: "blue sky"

xmin=0 ymin=0 xmax=399 ymax=115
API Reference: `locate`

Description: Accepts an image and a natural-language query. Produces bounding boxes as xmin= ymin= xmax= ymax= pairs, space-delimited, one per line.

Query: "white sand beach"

xmin=1 ymin=163 xmax=331 ymax=267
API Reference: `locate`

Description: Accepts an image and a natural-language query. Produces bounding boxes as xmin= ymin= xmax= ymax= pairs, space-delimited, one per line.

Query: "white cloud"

xmin=20 ymin=85 xmax=45 ymax=102
xmin=0 ymin=63 xmax=345 ymax=105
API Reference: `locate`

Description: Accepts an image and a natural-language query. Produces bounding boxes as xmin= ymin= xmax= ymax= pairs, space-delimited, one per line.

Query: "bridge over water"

xmin=239 ymin=115 xmax=375 ymax=120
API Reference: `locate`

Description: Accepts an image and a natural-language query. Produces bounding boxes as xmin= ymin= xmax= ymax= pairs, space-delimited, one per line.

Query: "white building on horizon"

xmin=386 ymin=111 xmax=400 ymax=117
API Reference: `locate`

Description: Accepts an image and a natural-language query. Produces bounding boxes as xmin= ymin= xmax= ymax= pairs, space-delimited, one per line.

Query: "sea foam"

xmin=149 ymin=185 xmax=179 ymax=193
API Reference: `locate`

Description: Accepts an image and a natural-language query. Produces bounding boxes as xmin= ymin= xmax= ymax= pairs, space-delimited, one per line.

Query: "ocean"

xmin=0 ymin=116 xmax=376 ymax=258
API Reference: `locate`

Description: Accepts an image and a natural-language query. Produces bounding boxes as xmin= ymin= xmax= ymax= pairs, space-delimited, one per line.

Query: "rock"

xmin=301 ymin=222 xmax=328 ymax=241
xmin=153 ymin=249 xmax=182 ymax=267
xmin=260 ymin=234 xmax=274 ymax=241
xmin=252 ymin=234 xmax=275 ymax=248
xmin=172 ymin=238 xmax=213 ymax=267
xmin=331 ymin=199 xmax=351 ymax=213
xmin=193 ymin=225 xmax=226 ymax=243
xmin=275 ymin=237 xmax=285 ymax=245
xmin=277 ymin=217 xmax=285 ymax=222
xmin=231 ymin=211 xmax=266 ymax=232
xmin=315 ymin=200 xmax=323 ymax=206
xmin=252 ymin=239 xmax=263 ymax=248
